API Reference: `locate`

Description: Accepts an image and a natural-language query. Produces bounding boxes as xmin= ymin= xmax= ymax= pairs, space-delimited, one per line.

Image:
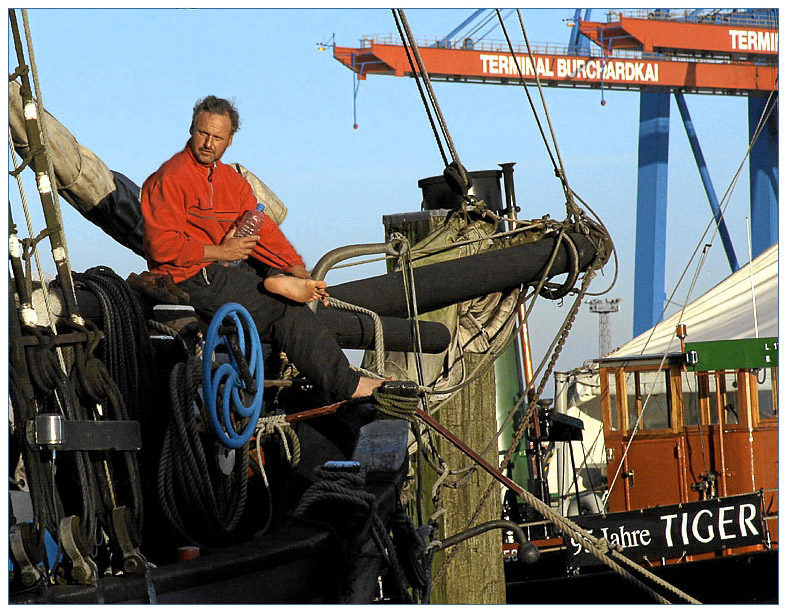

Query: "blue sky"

xmin=8 ymin=7 xmax=762 ymax=378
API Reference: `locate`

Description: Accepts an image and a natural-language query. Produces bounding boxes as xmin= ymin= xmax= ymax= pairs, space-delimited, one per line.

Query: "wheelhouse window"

xmin=722 ymin=372 xmax=740 ymax=424
xmin=605 ymin=370 xmax=619 ymax=431
xmin=703 ymin=371 xmax=742 ymax=426
xmin=624 ymin=368 xmax=672 ymax=431
xmin=757 ymin=367 xmax=778 ymax=421
xmin=682 ymin=369 xmax=700 ymax=427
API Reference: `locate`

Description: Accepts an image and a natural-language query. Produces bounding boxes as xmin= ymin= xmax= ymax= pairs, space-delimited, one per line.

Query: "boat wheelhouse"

xmin=593 ymin=336 xmax=777 ymax=565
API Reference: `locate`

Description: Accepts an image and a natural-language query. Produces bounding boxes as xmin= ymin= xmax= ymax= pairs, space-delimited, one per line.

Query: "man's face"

xmin=190 ymin=111 xmax=234 ymax=165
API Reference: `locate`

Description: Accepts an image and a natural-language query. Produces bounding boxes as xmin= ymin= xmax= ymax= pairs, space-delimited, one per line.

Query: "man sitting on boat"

xmin=141 ymin=94 xmax=384 ymax=400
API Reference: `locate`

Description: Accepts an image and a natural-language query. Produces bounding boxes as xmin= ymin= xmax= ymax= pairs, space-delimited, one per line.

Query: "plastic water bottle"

xmin=227 ymin=203 xmax=265 ymax=266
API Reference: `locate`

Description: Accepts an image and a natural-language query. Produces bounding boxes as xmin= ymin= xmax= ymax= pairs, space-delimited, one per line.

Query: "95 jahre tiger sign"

xmin=567 ymin=493 xmax=763 ymax=569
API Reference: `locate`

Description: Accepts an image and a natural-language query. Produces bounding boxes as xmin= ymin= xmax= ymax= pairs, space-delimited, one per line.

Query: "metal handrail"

xmin=359 ymin=34 xmax=776 ymax=67
xmin=606 ymin=9 xmax=778 ymax=29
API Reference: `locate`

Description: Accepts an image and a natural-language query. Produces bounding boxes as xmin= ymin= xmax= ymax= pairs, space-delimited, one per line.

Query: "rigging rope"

xmin=373 ymin=380 xmax=699 ymax=603
xmin=20 ymin=9 xmax=72 ymax=266
xmin=250 ymin=413 xmax=301 ymax=534
xmin=9 ymin=129 xmax=68 ymax=374
xmin=392 ymin=9 xmax=472 ymax=197
xmin=327 ymin=296 xmax=385 ymax=375
xmin=496 ymin=9 xmax=582 ymax=223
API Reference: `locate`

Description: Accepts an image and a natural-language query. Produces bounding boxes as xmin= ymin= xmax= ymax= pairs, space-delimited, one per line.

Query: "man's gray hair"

xmin=190 ymin=95 xmax=240 ymax=135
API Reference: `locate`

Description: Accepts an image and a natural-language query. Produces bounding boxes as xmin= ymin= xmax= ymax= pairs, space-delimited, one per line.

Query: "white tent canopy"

xmin=608 ymin=242 xmax=778 ymax=358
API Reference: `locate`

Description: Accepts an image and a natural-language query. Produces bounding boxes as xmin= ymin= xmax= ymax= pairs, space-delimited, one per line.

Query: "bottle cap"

xmin=256 ymin=203 xmax=266 ymax=212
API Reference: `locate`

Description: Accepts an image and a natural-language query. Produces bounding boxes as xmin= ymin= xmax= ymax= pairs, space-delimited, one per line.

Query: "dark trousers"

xmin=178 ymin=262 xmax=360 ymax=401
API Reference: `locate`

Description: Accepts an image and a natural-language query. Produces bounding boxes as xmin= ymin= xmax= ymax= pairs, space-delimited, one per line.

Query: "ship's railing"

xmin=356 ymin=34 xmax=771 ymax=66
xmin=605 ymin=9 xmax=778 ymax=29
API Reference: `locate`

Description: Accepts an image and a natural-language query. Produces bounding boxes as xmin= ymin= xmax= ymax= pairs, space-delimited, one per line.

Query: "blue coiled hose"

xmin=202 ymin=303 xmax=264 ymax=448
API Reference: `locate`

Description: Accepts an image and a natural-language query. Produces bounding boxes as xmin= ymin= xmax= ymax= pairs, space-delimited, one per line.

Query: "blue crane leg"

xmin=674 ymin=92 xmax=739 ymax=273
xmin=568 ymin=9 xmax=593 ymax=54
xmin=748 ymin=95 xmax=778 ymax=257
xmin=633 ymin=92 xmax=670 ymax=337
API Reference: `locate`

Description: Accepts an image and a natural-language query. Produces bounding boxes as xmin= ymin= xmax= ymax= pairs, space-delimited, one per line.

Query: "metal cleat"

xmin=112 ymin=507 xmax=147 ymax=577
xmin=9 ymin=523 xmax=45 ymax=588
xmin=59 ymin=516 xmax=94 ymax=584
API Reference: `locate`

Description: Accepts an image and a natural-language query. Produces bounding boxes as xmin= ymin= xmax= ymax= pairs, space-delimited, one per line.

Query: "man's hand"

xmin=289 ymin=263 xmax=313 ymax=279
xmin=204 ymin=227 xmax=258 ymax=262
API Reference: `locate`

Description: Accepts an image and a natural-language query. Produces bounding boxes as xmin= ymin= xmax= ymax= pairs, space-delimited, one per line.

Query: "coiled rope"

xmin=71 ymin=266 xmax=155 ymax=421
xmin=157 ymin=357 xmax=250 ymax=548
xmin=294 ymin=465 xmax=414 ymax=603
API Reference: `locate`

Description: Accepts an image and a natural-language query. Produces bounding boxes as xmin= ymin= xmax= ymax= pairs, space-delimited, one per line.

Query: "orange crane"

xmin=333 ymin=10 xmax=777 ymax=94
xmin=331 ymin=9 xmax=778 ymax=336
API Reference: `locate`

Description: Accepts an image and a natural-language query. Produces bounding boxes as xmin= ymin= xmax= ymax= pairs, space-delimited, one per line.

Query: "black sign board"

xmin=567 ymin=493 xmax=763 ymax=569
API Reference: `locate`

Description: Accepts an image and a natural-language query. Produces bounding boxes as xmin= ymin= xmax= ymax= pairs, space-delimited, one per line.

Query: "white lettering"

xmin=718 ymin=506 xmax=736 ymax=540
xmin=619 ymin=527 xmax=635 ymax=549
xmin=489 ymin=55 xmax=499 ymax=74
xmin=480 ymin=54 xmax=492 ymax=73
xmin=645 ymin=63 xmax=657 ymax=82
xmin=639 ymin=529 xmax=651 ymax=546
xmin=661 ymin=513 xmax=678 ymax=547
xmin=692 ymin=509 xmax=715 ymax=543
xmin=739 ymin=503 xmax=760 ymax=537
xmin=729 ymin=29 xmax=778 ymax=52
xmin=681 ymin=510 xmax=689 ymax=545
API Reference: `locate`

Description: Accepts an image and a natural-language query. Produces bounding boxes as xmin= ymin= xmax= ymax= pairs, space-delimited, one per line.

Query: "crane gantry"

xmin=331 ymin=9 xmax=778 ymax=335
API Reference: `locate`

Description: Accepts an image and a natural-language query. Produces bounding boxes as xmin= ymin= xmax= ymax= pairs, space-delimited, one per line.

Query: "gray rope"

xmin=327 ymin=297 xmax=385 ymax=375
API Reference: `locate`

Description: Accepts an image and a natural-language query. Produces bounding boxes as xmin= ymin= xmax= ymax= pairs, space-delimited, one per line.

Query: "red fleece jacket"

xmin=141 ymin=145 xmax=305 ymax=282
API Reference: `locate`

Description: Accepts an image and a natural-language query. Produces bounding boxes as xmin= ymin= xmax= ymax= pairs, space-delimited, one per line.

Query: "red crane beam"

xmin=579 ymin=16 xmax=779 ymax=59
xmin=333 ymin=41 xmax=778 ymax=94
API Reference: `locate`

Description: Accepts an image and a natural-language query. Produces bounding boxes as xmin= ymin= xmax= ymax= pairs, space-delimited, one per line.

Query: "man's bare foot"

xmin=264 ymin=274 xmax=329 ymax=305
xmin=352 ymin=376 xmax=385 ymax=398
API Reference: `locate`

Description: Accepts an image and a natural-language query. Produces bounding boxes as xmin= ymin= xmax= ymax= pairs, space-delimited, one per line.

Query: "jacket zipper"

xmin=208 ymin=164 xmax=215 ymax=209
xmin=204 ymin=164 xmax=214 ymax=285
